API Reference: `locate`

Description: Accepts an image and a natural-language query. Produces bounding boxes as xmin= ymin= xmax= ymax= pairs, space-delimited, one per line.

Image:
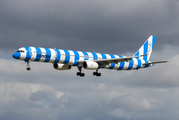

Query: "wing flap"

xmin=78 ymin=54 xmax=148 ymax=65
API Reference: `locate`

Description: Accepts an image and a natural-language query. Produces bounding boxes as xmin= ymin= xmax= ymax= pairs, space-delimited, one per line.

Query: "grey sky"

xmin=1 ymin=0 xmax=179 ymax=53
xmin=1 ymin=0 xmax=179 ymax=120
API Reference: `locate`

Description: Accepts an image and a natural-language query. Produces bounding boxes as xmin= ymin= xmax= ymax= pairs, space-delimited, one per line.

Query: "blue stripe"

xmin=152 ymin=36 xmax=156 ymax=49
xmin=143 ymin=41 xmax=148 ymax=61
xmin=83 ymin=52 xmax=89 ymax=60
xmin=44 ymin=48 xmax=51 ymax=62
xmin=24 ymin=47 xmax=32 ymax=62
xmin=135 ymin=51 xmax=139 ymax=59
xmin=73 ymin=51 xmax=79 ymax=66
xmin=118 ymin=56 xmax=125 ymax=70
xmin=101 ymin=53 xmax=107 ymax=59
xmin=100 ymin=53 xmax=107 ymax=68
xmin=127 ymin=60 xmax=134 ymax=70
xmin=136 ymin=59 xmax=142 ymax=69
xmin=109 ymin=54 xmax=115 ymax=69
xmin=54 ymin=49 xmax=60 ymax=63
xmin=101 ymin=66 xmax=106 ymax=68
xmin=92 ymin=52 xmax=98 ymax=60
xmin=144 ymin=61 xmax=149 ymax=68
xmin=108 ymin=63 xmax=115 ymax=69
xmin=34 ymin=47 xmax=41 ymax=61
xmin=118 ymin=62 xmax=125 ymax=70
xmin=63 ymin=50 xmax=70 ymax=64
xmin=13 ymin=52 xmax=21 ymax=59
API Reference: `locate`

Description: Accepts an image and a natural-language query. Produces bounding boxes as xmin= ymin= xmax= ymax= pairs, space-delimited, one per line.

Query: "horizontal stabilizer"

xmin=142 ymin=61 xmax=168 ymax=65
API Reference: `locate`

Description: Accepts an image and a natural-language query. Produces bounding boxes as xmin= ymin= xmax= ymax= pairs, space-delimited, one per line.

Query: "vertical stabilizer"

xmin=134 ymin=36 xmax=156 ymax=61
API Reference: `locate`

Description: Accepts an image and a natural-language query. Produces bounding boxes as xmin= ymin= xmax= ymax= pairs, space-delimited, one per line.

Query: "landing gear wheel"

xmin=93 ymin=72 xmax=97 ymax=76
xmin=27 ymin=67 xmax=31 ymax=71
xmin=80 ymin=73 xmax=85 ymax=77
xmin=26 ymin=61 xmax=31 ymax=71
xmin=77 ymin=72 xmax=81 ymax=76
xmin=77 ymin=67 xmax=85 ymax=77
xmin=97 ymin=73 xmax=101 ymax=77
xmin=77 ymin=72 xmax=85 ymax=77
xmin=93 ymin=70 xmax=101 ymax=77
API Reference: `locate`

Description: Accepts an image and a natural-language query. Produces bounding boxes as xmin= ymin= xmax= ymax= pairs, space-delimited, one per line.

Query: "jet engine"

xmin=53 ymin=63 xmax=71 ymax=70
xmin=83 ymin=61 xmax=99 ymax=70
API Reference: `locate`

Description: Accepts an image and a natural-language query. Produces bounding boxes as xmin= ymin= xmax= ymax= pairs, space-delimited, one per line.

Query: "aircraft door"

xmin=24 ymin=47 xmax=32 ymax=61
xmin=29 ymin=48 xmax=32 ymax=56
xmin=26 ymin=47 xmax=32 ymax=56
xmin=55 ymin=51 xmax=57 ymax=58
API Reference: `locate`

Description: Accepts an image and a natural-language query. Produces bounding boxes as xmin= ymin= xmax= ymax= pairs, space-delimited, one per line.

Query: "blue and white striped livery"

xmin=12 ymin=36 xmax=167 ymax=77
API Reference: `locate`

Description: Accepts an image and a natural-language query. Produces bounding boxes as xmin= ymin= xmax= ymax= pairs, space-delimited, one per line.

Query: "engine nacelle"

xmin=83 ymin=61 xmax=99 ymax=70
xmin=53 ymin=63 xmax=71 ymax=70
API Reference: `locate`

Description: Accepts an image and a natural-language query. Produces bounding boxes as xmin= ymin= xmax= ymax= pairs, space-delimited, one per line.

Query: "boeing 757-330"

xmin=12 ymin=36 xmax=167 ymax=77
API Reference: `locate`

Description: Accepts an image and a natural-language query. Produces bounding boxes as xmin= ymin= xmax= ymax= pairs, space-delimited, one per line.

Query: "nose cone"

xmin=12 ymin=52 xmax=20 ymax=59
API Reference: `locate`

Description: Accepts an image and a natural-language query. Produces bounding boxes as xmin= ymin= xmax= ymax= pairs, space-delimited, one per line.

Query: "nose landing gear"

xmin=26 ymin=61 xmax=31 ymax=71
xmin=27 ymin=67 xmax=31 ymax=71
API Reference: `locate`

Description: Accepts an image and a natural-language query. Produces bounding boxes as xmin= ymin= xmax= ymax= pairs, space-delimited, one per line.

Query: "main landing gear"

xmin=93 ymin=69 xmax=101 ymax=77
xmin=77 ymin=67 xmax=102 ymax=77
xmin=77 ymin=67 xmax=85 ymax=77
xmin=26 ymin=61 xmax=31 ymax=71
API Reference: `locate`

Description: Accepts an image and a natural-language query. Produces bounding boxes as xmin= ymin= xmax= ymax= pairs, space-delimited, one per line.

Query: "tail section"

xmin=134 ymin=36 xmax=156 ymax=61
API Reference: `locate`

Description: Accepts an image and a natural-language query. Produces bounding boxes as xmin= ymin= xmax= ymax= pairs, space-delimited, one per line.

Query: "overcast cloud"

xmin=1 ymin=0 xmax=179 ymax=120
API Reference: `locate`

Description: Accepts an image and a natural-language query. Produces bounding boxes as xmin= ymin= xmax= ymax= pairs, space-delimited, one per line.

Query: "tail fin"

xmin=134 ymin=36 xmax=156 ymax=61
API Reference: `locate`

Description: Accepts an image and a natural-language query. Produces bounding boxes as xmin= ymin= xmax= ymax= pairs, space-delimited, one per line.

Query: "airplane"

xmin=12 ymin=36 xmax=167 ymax=77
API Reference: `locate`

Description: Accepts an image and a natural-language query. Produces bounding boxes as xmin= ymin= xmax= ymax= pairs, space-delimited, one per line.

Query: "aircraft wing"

xmin=142 ymin=61 xmax=168 ymax=65
xmin=78 ymin=54 xmax=147 ymax=65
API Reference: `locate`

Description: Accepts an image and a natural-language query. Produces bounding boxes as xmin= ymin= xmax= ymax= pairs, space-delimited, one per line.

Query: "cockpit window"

xmin=17 ymin=50 xmax=24 ymax=53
